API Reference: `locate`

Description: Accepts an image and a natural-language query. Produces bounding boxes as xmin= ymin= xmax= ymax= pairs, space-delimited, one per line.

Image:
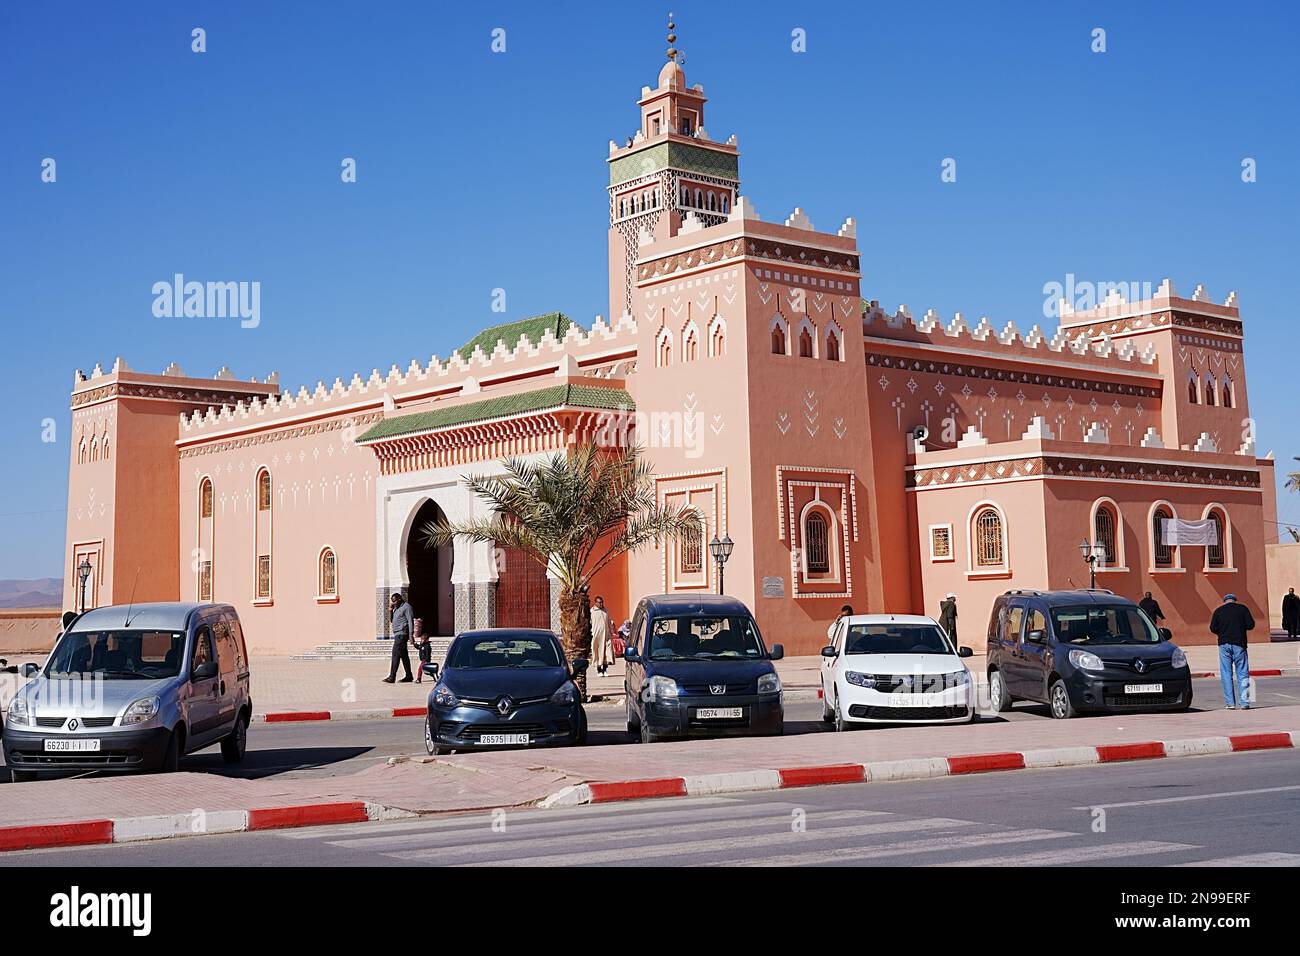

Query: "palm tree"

xmin=421 ymin=443 xmax=702 ymax=696
xmin=1286 ymin=457 xmax=1300 ymax=494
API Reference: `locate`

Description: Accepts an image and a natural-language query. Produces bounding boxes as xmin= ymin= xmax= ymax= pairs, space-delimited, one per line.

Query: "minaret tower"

xmin=606 ymin=14 xmax=741 ymax=318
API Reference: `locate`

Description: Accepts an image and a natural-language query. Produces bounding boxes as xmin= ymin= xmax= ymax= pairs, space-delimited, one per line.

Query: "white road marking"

xmin=1177 ymin=853 xmax=1300 ymax=867
xmin=716 ymin=828 xmax=1078 ymax=867
xmin=1072 ymin=784 xmax=1300 ymax=811
xmin=450 ymin=817 xmax=981 ymax=867
xmin=932 ymin=839 xmax=1198 ymax=867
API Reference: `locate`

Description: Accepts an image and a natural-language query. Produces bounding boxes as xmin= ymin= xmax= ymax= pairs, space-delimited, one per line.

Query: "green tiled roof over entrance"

xmin=609 ymin=142 xmax=739 ymax=186
xmin=455 ymin=312 xmax=573 ymax=360
xmin=356 ymin=384 xmax=635 ymax=443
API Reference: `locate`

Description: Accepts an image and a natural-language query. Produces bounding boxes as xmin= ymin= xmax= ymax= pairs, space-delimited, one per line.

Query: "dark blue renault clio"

xmin=423 ymin=628 xmax=587 ymax=755
xmin=623 ymin=594 xmax=784 ymax=743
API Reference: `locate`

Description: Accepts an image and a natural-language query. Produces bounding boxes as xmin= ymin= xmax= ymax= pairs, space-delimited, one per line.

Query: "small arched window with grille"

xmin=1094 ymin=506 xmax=1117 ymax=566
xmin=973 ymin=507 xmax=1005 ymax=568
xmin=1207 ymin=511 xmax=1226 ymax=568
xmin=805 ymin=512 xmax=831 ymax=574
xmin=319 ymin=547 xmax=338 ymax=597
xmin=679 ymin=524 xmax=702 ymax=575
xmin=1152 ymin=507 xmax=1174 ymax=568
xmin=200 ymin=478 xmax=214 ymax=519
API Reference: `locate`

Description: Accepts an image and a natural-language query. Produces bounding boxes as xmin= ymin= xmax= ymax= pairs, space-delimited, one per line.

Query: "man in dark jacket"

xmin=1282 ymin=588 xmax=1300 ymax=641
xmin=383 ymin=592 xmax=415 ymax=683
xmin=1209 ymin=593 xmax=1255 ymax=709
xmin=1138 ymin=591 xmax=1165 ymax=626
xmin=938 ymin=593 xmax=958 ymax=646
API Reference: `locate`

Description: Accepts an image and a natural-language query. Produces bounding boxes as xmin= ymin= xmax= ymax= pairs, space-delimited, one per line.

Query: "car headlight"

xmin=549 ymin=682 xmax=577 ymax=706
xmin=844 ymin=671 xmax=876 ymax=688
xmin=122 ymin=696 xmax=160 ymax=726
xmin=1171 ymin=647 xmax=1188 ymax=669
xmin=949 ymin=670 xmax=972 ymax=686
xmin=1068 ymin=649 xmax=1104 ymax=671
xmin=6 ymin=697 xmax=32 ymax=727
xmin=432 ymin=684 xmax=459 ymax=707
xmin=647 ymin=675 xmax=680 ymax=699
xmin=757 ymin=673 xmax=781 ymax=694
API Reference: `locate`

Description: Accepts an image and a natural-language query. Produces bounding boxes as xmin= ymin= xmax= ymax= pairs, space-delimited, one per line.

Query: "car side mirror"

xmin=192 ymin=661 xmax=218 ymax=681
xmin=21 ymin=662 xmax=40 ymax=678
xmin=623 ymin=646 xmax=640 ymax=662
xmin=769 ymin=643 xmax=784 ymax=661
xmin=1158 ymin=627 xmax=1173 ymax=642
xmin=571 ymin=658 xmax=589 ymax=676
xmin=421 ymin=662 xmax=440 ymax=679
xmin=1025 ymin=630 xmax=1046 ymax=645
xmin=820 ymin=645 xmax=837 ymax=658
xmin=958 ymin=646 xmax=974 ymax=658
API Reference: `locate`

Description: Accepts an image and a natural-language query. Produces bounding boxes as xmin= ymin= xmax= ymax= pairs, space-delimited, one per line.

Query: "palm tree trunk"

xmin=558 ymin=585 xmax=594 ymax=698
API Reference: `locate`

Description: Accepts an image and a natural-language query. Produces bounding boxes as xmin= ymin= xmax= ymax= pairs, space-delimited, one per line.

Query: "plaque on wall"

xmin=761 ymin=576 xmax=785 ymax=598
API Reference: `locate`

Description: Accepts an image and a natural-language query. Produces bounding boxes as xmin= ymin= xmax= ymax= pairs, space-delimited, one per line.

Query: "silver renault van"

xmin=2 ymin=602 xmax=251 ymax=781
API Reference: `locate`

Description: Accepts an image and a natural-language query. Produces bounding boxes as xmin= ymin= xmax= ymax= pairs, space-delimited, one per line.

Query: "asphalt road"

xmin=6 ymin=748 xmax=1298 ymax=866
xmin=5 ymin=676 xmax=1300 ymax=784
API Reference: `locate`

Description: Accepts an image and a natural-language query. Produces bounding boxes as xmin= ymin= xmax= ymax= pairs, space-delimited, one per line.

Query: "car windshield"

xmin=45 ymin=630 xmax=185 ymax=679
xmin=647 ymin=615 xmax=766 ymax=660
xmin=844 ymin=624 xmax=953 ymax=655
xmin=446 ymin=637 xmax=561 ymax=669
xmin=1050 ymin=605 xmax=1161 ymax=645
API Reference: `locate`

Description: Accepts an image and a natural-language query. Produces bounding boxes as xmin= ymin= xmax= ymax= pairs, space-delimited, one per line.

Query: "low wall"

xmin=0 ymin=608 xmax=62 ymax=655
xmin=1267 ymin=542 xmax=1300 ymax=629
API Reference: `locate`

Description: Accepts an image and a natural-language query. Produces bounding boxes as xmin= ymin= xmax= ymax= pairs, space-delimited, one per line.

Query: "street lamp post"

xmin=708 ymin=534 xmax=734 ymax=595
xmin=77 ymin=557 xmax=93 ymax=613
xmin=1077 ymin=539 xmax=1102 ymax=590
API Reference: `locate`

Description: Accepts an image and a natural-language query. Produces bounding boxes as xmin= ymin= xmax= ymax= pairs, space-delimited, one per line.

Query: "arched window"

xmin=102 ymin=436 xmax=110 ymax=460
xmin=973 ymin=506 xmax=1005 ymax=569
xmin=1188 ymin=374 xmax=1198 ymax=404
xmin=200 ymin=478 xmax=213 ymax=519
xmin=798 ymin=327 xmax=814 ymax=358
xmin=684 ymin=329 xmax=698 ymax=361
xmin=90 ymin=437 xmax=99 ymax=462
xmin=1152 ymin=505 xmax=1174 ymax=568
xmin=826 ymin=330 xmax=840 ymax=361
xmin=319 ymin=547 xmax=338 ymax=598
xmin=656 ymin=329 xmax=673 ymax=367
xmin=708 ymin=317 xmax=726 ymax=357
xmin=695 ymin=188 xmax=703 ymax=208
xmin=721 ymin=195 xmax=730 ymax=214
xmin=197 ymin=477 xmax=214 ymax=601
xmin=1204 ymin=375 xmax=1216 ymax=406
xmin=771 ymin=324 xmax=786 ymax=355
xmin=805 ymin=512 xmax=831 ymax=574
xmin=1221 ymin=378 xmax=1233 ymax=408
xmin=1094 ymin=505 xmax=1117 ymax=566
xmin=1206 ymin=511 xmax=1226 ymax=568
xmin=255 ymin=468 xmax=272 ymax=601
xmin=78 ymin=440 xmax=87 ymax=465
xmin=678 ymin=524 xmax=702 ymax=575
xmin=680 ymin=186 xmax=688 ymax=205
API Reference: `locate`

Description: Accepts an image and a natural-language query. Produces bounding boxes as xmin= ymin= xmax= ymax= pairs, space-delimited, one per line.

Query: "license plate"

xmin=889 ymin=693 xmax=941 ymax=707
xmin=1124 ymin=683 xmax=1163 ymax=694
xmin=478 ymin=733 xmax=529 ymax=746
xmin=696 ymin=707 xmax=743 ymax=719
xmin=44 ymin=738 xmax=100 ymax=752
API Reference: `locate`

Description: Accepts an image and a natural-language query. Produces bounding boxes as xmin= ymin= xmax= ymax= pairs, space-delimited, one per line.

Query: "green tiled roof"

xmin=455 ymin=312 xmax=573 ymax=360
xmin=609 ymin=141 xmax=740 ymax=186
xmin=357 ymin=384 xmax=635 ymax=443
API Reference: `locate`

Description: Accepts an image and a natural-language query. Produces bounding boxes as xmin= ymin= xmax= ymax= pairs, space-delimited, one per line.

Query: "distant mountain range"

xmin=0 ymin=578 xmax=63 ymax=609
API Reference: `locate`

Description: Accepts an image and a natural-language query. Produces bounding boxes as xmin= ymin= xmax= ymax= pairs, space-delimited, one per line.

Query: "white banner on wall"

xmin=1160 ymin=518 xmax=1219 ymax=546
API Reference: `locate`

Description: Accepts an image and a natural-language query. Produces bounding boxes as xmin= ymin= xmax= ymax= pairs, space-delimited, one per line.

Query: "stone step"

xmin=291 ymin=637 xmax=454 ymax=661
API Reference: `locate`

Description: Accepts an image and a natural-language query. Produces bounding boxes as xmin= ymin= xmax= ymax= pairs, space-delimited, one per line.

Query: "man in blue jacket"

xmin=1209 ymin=594 xmax=1255 ymax=710
xmin=383 ymin=591 xmax=415 ymax=684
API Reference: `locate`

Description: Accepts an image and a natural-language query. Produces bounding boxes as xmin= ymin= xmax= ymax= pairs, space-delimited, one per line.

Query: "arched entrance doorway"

xmin=406 ymin=499 xmax=455 ymax=636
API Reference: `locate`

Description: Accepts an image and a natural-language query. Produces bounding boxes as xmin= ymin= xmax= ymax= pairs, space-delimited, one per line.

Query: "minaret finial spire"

xmin=666 ymin=12 xmax=679 ymax=62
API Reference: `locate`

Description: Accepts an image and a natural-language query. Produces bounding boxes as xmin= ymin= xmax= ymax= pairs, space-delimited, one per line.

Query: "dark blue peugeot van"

xmin=623 ymin=594 xmax=784 ymax=743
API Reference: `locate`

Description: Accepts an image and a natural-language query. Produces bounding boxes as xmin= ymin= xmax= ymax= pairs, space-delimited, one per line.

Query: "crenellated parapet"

xmin=861 ymin=301 xmax=1159 ymax=376
xmin=176 ymin=313 xmax=640 ymax=437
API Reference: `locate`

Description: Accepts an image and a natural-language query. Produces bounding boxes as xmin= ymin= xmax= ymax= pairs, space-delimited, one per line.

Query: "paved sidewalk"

xmin=1 ymin=702 xmax=1296 ymax=851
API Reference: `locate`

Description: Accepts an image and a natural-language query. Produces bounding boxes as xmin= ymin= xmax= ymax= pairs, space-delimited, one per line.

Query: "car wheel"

xmin=220 ymin=713 xmax=248 ymax=764
xmin=1049 ymin=680 xmax=1077 ymax=719
xmin=9 ymin=768 xmax=36 ymax=783
xmin=821 ymin=690 xmax=834 ymax=723
xmin=575 ymin=712 xmax=589 ymax=746
xmin=988 ymin=670 xmax=1013 ymax=713
xmin=625 ymin=690 xmax=640 ymax=734
xmin=158 ymin=727 xmax=182 ymax=773
xmin=639 ymin=718 xmax=659 ymax=744
xmin=424 ymin=715 xmax=436 ymax=755
xmin=833 ymin=697 xmax=850 ymax=733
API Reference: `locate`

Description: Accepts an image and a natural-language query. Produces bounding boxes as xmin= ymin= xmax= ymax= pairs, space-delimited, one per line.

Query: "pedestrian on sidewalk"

xmin=413 ymin=617 xmax=432 ymax=683
xmin=383 ymin=592 xmax=414 ymax=684
xmin=1138 ymin=591 xmax=1166 ymax=626
xmin=827 ymin=605 xmax=854 ymax=641
xmin=1210 ymin=593 xmax=1255 ymax=710
xmin=938 ymin=593 xmax=958 ymax=645
xmin=591 ymin=595 xmax=614 ymax=676
xmin=1282 ymin=587 xmax=1300 ymax=641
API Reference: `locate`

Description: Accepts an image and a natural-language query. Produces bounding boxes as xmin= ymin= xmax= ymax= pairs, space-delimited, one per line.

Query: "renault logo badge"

xmin=496 ymin=696 xmax=513 ymax=716
xmin=1134 ymin=659 xmax=1147 ymax=674
xmin=68 ymin=718 xmax=78 ymax=731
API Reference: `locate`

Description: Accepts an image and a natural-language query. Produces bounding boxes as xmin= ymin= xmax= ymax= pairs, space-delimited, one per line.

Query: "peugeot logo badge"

xmin=68 ymin=718 xmax=78 ymax=731
xmin=1134 ymin=659 xmax=1147 ymax=674
xmin=496 ymin=696 xmax=513 ymax=716
xmin=709 ymin=684 xmax=726 ymax=696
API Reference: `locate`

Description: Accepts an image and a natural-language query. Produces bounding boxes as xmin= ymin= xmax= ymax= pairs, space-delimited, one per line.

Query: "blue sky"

xmin=1 ymin=1 xmax=1298 ymax=579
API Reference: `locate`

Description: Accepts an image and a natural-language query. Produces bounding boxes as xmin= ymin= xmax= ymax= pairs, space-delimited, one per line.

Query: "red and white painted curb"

xmin=0 ymin=801 xmax=417 ymax=854
xmin=536 ymin=731 xmax=1297 ymax=808
xmin=253 ymin=706 xmax=427 ymax=723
